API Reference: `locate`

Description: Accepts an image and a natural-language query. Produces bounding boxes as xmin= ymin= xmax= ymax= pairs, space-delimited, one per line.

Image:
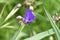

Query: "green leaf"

xmin=24 ymin=29 xmax=54 ymax=40
xmin=4 ymin=3 xmax=21 ymax=22
xmin=0 ymin=22 xmax=11 ymax=28
xmin=44 ymin=8 xmax=60 ymax=40
xmin=0 ymin=0 xmax=16 ymax=4
xmin=11 ymin=22 xmax=26 ymax=40
xmin=0 ymin=4 xmax=7 ymax=19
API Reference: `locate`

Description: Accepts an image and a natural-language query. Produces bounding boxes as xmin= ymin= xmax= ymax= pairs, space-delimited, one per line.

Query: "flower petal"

xmin=24 ymin=9 xmax=36 ymax=23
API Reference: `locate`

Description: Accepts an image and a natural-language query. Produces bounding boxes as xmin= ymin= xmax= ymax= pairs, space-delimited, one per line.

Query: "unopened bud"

xmin=16 ymin=15 xmax=24 ymax=24
xmin=19 ymin=21 xmax=23 ymax=24
xmin=59 ymin=16 xmax=60 ymax=20
xmin=29 ymin=6 xmax=34 ymax=10
xmin=24 ymin=0 xmax=32 ymax=6
xmin=49 ymin=36 xmax=54 ymax=40
xmin=55 ymin=13 xmax=58 ymax=16
xmin=53 ymin=13 xmax=60 ymax=22
xmin=15 ymin=3 xmax=21 ymax=8
xmin=16 ymin=15 xmax=23 ymax=21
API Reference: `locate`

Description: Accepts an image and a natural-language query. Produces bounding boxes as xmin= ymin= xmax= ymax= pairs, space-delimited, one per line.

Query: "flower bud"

xmin=16 ymin=15 xmax=24 ymax=24
xmin=53 ymin=13 xmax=59 ymax=22
xmin=29 ymin=6 xmax=34 ymax=10
xmin=49 ymin=36 xmax=54 ymax=40
xmin=15 ymin=3 xmax=21 ymax=8
xmin=16 ymin=15 xmax=23 ymax=21
xmin=24 ymin=0 xmax=32 ymax=6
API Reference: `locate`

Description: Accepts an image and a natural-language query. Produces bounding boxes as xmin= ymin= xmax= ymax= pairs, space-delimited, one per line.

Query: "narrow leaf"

xmin=44 ymin=8 xmax=60 ymax=40
xmin=24 ymin=29 xmax=54 ymax=40
xmin=11 ymin=22 xmax=26 ymax=40
xmin=4 ymin=3 xmax=21 ymax=22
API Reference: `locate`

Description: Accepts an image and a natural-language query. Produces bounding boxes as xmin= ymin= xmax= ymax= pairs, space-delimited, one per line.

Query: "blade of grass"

xmin=0 ymin=0 xmax=7 ymax=3
xmin=0 ymin=4 xmax=7 ymax=19
xmin=0 ymin=26 xmax=17 ymax=29
xmin=0 ymin=0 xmax=16 ymax=4
xmin=24 ymin=28 xmax=54 ymax=40
xmin=11 ymin=22 xmax=26 ymax=40
xmin=44 ymin=8 xmax=60 ymax=40
xmin=0 ymin=22 xmax=11 ymax=28
xmin=4 ymin=3 xmax=21 ymax=22
xmin=0 ymin=20 xmax=15 ymax=28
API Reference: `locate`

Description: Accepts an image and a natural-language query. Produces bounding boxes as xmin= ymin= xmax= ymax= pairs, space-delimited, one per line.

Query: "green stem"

xmin=11 ymin=22 xmax=25 ymax=40
xmin=28 ymin=23 xmax=33 ymax=37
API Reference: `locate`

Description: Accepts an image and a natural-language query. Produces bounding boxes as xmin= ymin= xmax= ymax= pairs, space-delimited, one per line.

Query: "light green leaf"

xmin=44 ymin=8 xmax=60 ymax=40
xmin=24 ymin=29 xmax=54 ymax=40
xmin=11 ymin=22 xmax=26 ymax=40
xmin=4 ymin=3 xmax=21 ymax=22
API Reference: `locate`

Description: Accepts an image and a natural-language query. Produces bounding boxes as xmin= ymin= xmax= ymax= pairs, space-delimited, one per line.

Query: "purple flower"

xmin=24 ymin=9 xmax=36 ymax=23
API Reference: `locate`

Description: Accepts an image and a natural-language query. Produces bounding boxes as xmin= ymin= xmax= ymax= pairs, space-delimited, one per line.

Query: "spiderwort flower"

xmin=24 ymin=9 xmax=36 ymax=23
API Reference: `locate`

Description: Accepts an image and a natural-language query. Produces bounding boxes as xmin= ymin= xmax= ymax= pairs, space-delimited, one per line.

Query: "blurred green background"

xmin=0 ymin=0 xmax=60 ymax=40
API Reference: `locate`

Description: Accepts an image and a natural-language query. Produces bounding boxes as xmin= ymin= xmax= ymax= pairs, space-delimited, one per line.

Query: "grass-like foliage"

xmin=0 ymin=0 xmax=60 ymax=40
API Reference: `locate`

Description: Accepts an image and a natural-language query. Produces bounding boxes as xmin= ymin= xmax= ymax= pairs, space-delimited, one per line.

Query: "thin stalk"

xmin=44 ymin=8 xmax=60 ymax=40
xmin=28 ymin=24 xmax=33 ymax=37
xmin=24 ymin=29 xmax=54 ymax=40
xmin=0 ymin=4 xmax=7 ymax=19
xmin=4 ymin=3 xmax=21 ymax=22
xmin=11 ymin=22 xmax=25 ymax=40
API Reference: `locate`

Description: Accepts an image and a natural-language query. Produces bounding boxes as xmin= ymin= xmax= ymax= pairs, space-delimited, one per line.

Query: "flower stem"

xmin=28 ymin=23 xmax=33 ymax=37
